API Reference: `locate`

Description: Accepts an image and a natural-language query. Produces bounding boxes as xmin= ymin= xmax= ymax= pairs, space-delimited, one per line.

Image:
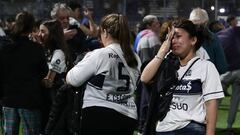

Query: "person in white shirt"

xmin=38 ymin=19 xmax=71 ymax=91
xmin=141 ymin=18 xmax=224 ymax=135
xmin=66 ymin=13 xmax=141 ymax=135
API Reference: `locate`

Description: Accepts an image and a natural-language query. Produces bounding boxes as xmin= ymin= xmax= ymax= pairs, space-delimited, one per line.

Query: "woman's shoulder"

xmin=53 ymin=49 xmax=64 ymax=53
xmin=197 ymin=58 xmax=216 ymax=70
xmin=83 ymin=47 xmax=112 ymax=60
xmin=91 ymin=46 xmax=118 ymax=56
xmin=53 ymin=49 xmax=65 ymax=57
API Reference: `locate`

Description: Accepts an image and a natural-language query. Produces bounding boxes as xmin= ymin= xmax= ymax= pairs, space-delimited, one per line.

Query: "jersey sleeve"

xmin=66 ymin=51 xmax=100 ymax=87
xmin=202 ymin=61 xmax=224 ymax=102
xmin=49 ymin=50 xmax=66 ymax=74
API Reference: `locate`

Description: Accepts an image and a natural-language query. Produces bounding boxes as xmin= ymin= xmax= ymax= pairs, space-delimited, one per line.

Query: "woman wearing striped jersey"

xmin=66 ymin=14 xmax=141 ymax=135
xmin=39 ymin=20 xmax=72 ymax=90
xmin=38 ymin=20 xmax=72 ymax=133
xmin=141 ymin=19 xmax=224 ymax=135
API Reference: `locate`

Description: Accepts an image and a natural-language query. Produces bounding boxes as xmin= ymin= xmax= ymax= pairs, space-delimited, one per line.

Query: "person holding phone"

xmin=141 ymin=18 xmax=224 ymax=135
xmin=67 ymin=1 xmax=98 ymax=37
xmin=51 ymin=3 xmax=97 ymax=63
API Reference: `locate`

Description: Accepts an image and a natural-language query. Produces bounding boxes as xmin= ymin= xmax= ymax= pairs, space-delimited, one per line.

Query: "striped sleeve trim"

xmin=203 ymin=91 xmax=224 ymax=101
xmin=203 ymin=91 xmax=224 ymax=97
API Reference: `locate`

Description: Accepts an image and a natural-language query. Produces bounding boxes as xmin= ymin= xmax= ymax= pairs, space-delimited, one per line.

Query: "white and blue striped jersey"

xmin=156 ymin=56 xmax=224 ymax=132
xmin=48 ymin=49 xmax=66 ymax=74
xmin=66 ymin=43 xmax=141 ymax=119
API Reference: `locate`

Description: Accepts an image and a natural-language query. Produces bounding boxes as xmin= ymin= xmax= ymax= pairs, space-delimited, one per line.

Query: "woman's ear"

xmin=191 ymin=37 xmax=197 ymax=46
xmin=103 ymin=29 xmax=108 ymax=38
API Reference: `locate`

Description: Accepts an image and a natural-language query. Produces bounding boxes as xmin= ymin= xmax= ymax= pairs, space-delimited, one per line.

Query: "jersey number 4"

xmin=117 ymin=62 xmax=130 ymax=92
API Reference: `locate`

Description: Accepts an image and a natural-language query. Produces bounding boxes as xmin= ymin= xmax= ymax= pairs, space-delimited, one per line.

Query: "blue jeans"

xmin=156 ymin=121 xmax=206 ymax=135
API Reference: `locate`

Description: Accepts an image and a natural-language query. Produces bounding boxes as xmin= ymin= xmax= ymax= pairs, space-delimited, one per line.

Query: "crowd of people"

xmin=0 ymin=1 xmax=239 ymax=135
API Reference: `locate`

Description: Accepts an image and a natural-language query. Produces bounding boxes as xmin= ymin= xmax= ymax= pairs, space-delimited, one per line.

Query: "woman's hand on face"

xmin=157 ymin=27 xmax=175 ymax=58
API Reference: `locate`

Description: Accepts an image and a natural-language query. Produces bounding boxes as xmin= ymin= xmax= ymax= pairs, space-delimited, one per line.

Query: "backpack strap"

xmin=179 ymin=58 xmax=200 ymax=81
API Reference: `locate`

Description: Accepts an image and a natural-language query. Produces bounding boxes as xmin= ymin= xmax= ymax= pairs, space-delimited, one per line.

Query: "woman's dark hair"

xmin=33 ymin=19 xmax=42 ymax=32
xmin=42 ymin=19 xmax=72 ymax=70
xmin=172 ymin=18 xmax=204 ymax=51
xmin=12 ymin=11 xmax=35 ymax=37
xmin=100 ymin=14 xmax=138 ymax=68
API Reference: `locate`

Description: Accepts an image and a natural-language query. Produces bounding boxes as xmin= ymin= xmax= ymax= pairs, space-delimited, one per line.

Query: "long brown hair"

xmin=100 ymin=14 xmax=138 ymax=68
xmin=42 ymin=19 xmax=73 ymax=70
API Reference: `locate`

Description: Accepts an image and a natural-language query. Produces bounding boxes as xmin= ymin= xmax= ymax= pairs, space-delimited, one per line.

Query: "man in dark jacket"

xmin=0 ymin=11 xmax=48 ymax=135
xmin=217 ymin=26 xmax=240 ymax=134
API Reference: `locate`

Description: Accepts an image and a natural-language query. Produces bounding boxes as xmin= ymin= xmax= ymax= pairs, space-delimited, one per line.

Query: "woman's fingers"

xmin=168 ymin=26 xmax=175 ymax=41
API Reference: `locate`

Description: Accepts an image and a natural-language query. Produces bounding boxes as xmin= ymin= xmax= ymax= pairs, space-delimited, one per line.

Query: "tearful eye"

xmin=176 ymin=35 xmax=181 ymax=38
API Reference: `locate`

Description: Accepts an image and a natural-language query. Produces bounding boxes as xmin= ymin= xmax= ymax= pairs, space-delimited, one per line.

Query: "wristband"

xmin=155 ymin=55 xmax=164 ymax=60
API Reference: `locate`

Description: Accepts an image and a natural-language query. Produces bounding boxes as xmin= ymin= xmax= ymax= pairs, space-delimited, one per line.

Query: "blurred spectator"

xmin=67 ymin=1 xmax=98 ymax=37
xmin=135 ymin=15 xmax=161 ymax=134
xmin=67 ymin=1 xmax=101 ymax=54
xmin=217 ymin=26 xmax=240 ymax=134
xmin=68 ymin=1 xmax=82 ymax=26
xmin=50 ymin=3 xmax=88 ymax=62
xmin=3 ymin=17 xmax=15 ymax=36
xmin=209 ymin=20 xmax=225 ymax=33
xmin=189 ymin=7 xmax=228 ymax=75
xmin=136 ymin=15 xmax=161 ymax=62
xmin=227 ymin=15 xmax=238 ymax=28
xmin=0 ymin=11 xmax=48 ymax=135
xmin=29 ymin=20 xmax=42 ymax=42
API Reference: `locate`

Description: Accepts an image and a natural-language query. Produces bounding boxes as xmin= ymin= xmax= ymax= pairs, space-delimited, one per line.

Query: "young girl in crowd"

xmin=39 ymin=19 xmax=72 ymax=90
xmin=66 ymin=14 xmax=141 ymax=135
xmin=141 ymin=18 xmax=224 ymax=135
xmin=38 ymin=19 xmax=72 ymax=134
